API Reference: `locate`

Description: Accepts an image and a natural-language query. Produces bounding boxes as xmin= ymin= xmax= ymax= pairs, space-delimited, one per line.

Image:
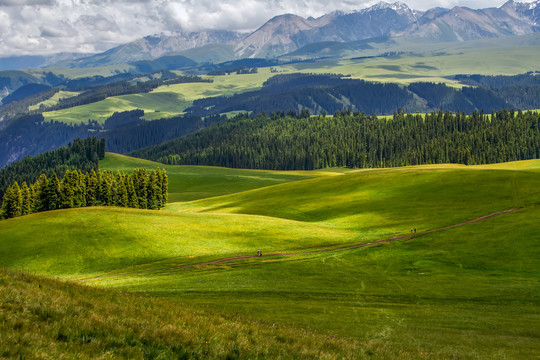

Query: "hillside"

xmin=0 ymin=269 xmax=366 ymax=359
xmin=0 ymin=159 xmax=539 ymax=358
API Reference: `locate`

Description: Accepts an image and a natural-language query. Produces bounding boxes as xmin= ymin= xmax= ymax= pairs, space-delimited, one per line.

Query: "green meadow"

xmin=100 ymin=153 xmax=321 ymax=202
xmin=28 ymin=90 xmax=80 ymax=111
xmin=1 ymin=156 xmax=539 ymax=358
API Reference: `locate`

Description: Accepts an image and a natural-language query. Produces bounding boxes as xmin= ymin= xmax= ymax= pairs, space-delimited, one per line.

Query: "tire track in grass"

xmin=76 ymin=208 xmax=520 ymax=283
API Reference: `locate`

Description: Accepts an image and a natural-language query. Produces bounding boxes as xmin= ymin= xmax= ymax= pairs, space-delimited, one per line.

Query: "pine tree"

xmin=99 ymin=172 xmax=112 ymax=206
xmin=60 ymin=170 xmax=75 ymax=209
xmin=1 ymin=182 xmax=22 ymax=219
xmin=146 ymin=170 xmax=161 ymax=210
xmin=126 ymin=176 xmax=139 ymax=208
xmin=161 ymin=169 xmax=168 ymax=206
xmin=47 ymin=173 xmax=61 ymax=211
xmin=114 ymin=172 xmax=128 ymax=207
xmin=76 ymin=170 xmax=87 ymax=208
xmin=35 ymin=174 xmax=49 ymax=212
xmin=133 ymin=168 xmax=148 ymax=209
xmin=20 ymin=182 xmax=31 ymax=215
xmin=29 ymin=184 xmax=36 ymax=214
xmin=86 ymin=169 xmax=99 ymax=206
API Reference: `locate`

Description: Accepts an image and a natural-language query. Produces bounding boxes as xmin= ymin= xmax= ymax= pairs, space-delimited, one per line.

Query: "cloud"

xmin=0 ymin=0 xmax=538 ymax=56
xmin=0 ymin=0 xmax=54 ymax=6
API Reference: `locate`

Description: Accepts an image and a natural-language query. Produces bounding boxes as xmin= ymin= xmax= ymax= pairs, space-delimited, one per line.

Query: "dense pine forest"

xmin=1 ymin=167 xmax=168 ymax=220
xmin=0 ymin=136 xmax=104 ymax=198
xmin=185 ymin=74 xmax=540 ymax=117
xmin=132 ymin=109 xmax=540 ymax=170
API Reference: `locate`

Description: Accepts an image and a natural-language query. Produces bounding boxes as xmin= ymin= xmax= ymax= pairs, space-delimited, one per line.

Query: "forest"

xmin=132 ymin=109 xmax=540 ymax=170
xmin=0 ymin=136 xmax=104 ymax=199
xmin=185 ymin=74 xmax=540 ymax=117
xmin=0 ymin=167 xmax=168 ymax=220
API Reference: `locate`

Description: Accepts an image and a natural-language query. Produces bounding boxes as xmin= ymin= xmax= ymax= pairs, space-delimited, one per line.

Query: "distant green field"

xmin=29 ymin=64 xmax=133 ymax=80
xmin=28 ymin=90 xmax=79 ymax=111
xmin=42 ymin=69 xmax=277 ymax=124
xmin=1 ymin=159 xmax=539 ymax=358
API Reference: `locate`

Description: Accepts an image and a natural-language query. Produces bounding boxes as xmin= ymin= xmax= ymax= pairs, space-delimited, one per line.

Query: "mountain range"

xmin=0 ymin=0 xmax=538 ymax=70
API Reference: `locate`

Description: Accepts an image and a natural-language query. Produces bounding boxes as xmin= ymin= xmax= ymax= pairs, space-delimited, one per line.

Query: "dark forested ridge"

xmin=1 ymin=167 xmax=167 ymax=220
xmin=185 ymin=74 xmax=540 ymax=117
xmin=0 ymin=136 xmax=104 ymax=199
xmin=0 ymin=111 xmax=228 ymax=168
xmin=103 ymin=113 xmax=226 ymax=154
xmin=132 ymin=109 xmax=540 ymax=170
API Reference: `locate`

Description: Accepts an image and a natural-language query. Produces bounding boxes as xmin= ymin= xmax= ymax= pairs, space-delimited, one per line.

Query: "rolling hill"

xmin=1 ymin=157 xmax=539 ymax=358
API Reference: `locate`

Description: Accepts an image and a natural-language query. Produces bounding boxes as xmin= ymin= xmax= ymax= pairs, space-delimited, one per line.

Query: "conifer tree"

xmin=1 ymin=182 xmax=22 ymax=219
xmin=99 ymin=172 xmax=112 ymax=206
xmin=20 ymin=182 xmax=31 ymax=215
xmin=60 ymin=170 xmax=75 ymax=209
xmin=147 ymin=170 xmax=161 ymax=210
xmin=86 ymin=169 xmax=99 ymax=206
xmin=161 ymin=169 xmax=168 ymax=206
xmin=114 ymin=172 xmax=129 ymax=207
xmin=35 ymin=174 xmax=49 ymax=212
xmin=76 ymin=170 xmax=87 ymax=208
xmin=133 ymin=168 xmax=148 ymax=209
xmin=29 ymin=184 xmax=36 ymax=214
xmin=47 ymin=173 xmax=61 ymax=210
xmin=126 ymin=176 xmax=139 ymax=208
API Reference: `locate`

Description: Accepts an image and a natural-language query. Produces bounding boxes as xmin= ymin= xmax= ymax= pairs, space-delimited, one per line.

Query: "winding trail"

xmin=77 ymin=208 xmax=520 ymax=283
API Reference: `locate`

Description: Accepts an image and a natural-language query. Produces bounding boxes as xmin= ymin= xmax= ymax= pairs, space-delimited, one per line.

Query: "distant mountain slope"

xmin=32 ymin=1 xmax=540 ymax=66
xmin=235 ymin=2 xmax=419 ymax=58
xmin=52 ymin=30 xmax=242 ymax=68
xmin=400 ymin=2 xmax=540 ymax=41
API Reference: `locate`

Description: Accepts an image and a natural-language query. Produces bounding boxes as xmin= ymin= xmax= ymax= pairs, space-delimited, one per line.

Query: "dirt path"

xmin=77 ymin=208 xmax=520 ymax=283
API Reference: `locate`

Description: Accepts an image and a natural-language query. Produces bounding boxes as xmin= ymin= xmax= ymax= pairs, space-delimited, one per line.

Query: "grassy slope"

xmin=102 ymin=206 xmax=540 ymax=359
xmin=0 ymin=269 xmax=369 ymax=360
xmin=28 ymin=90 xmax=79 ymax=111
xmin=1 ymin=159 xmax=539 ymax=358
xmin=172 ymin=161 xmax=540 ymax=236
xmin=100 ymin=153 xmax=325 ymax=202
xmin=41 ymin=44 xmax=540 ymax=124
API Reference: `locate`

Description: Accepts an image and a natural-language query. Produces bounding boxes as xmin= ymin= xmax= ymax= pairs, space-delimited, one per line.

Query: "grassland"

xmin=100 ymin=153 xmax=323 ymax=202
xmin=28 ymin=90 xmax=79 ymax=111
xmin=42 ymin=69 xmax=277 ymax=124
xmin=0 ymin=269 xmax=370 ymax=359
xmin=1 ymin=157 xmax=539 ymax=358
xmin=41 ymin=43 xmax=540 ymax=124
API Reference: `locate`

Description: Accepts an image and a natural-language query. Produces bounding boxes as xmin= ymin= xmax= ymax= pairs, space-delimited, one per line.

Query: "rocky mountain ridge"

xmin=3 ymin=1 xmax=540 ymax=69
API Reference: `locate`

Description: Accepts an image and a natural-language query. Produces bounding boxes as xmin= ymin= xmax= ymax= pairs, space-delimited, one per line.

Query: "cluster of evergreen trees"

xmin=0 ymin=136 xmax=104 ymax=198
xmin=1 ymin=168 xmax=168 ymax=220
xmin=132 ymin=109 xmax=540 ymax=170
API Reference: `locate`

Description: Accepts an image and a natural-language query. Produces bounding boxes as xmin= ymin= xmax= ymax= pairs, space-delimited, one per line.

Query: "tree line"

xmin=0 ymin=136 xmax=104 ymax=198
xmin=1 ymin=167 xmax=168 ymax=220
xmin=132 ymin=109 xmax=540 ymax=170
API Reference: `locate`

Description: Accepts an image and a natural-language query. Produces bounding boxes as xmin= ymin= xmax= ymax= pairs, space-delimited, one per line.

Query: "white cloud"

xmin=0 ymin=0 xmax=537 ymax=56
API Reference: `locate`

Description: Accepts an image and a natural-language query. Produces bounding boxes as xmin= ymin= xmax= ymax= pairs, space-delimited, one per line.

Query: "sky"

xmin=0 ymin=0 xmax=537 ymax=56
